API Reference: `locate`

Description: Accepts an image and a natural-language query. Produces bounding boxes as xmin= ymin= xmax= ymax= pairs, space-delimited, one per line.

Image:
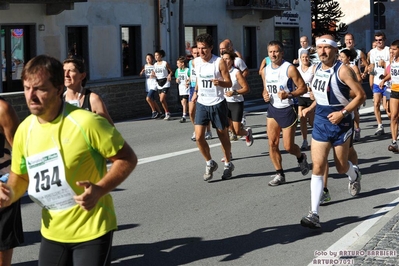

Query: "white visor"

xmin=315 ymin=38 xmax=338 ymax=48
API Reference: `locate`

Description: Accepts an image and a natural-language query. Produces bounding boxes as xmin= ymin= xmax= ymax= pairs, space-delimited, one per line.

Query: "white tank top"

xmin=154 ymin=61 xmax=171 ymax=88
xmin=265 ymin=60 xmax=294 ymax=108
xmin=194 ymin=55 xmax=225 ymax=106
xmin=225 ymin=67 xmax=244 ymax=103
xmin=297 ymin=64 xmax=314 ymax=98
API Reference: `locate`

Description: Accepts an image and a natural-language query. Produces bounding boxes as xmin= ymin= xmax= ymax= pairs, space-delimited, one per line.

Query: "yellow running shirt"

xmin=11 ymin=103 xmax=124 ymax=243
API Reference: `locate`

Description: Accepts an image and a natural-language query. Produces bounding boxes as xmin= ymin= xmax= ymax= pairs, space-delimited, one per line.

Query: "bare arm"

xmin=225 ymin=71 xmax=249 ymax=97
xmin=73 ymin=142 xmax=137 ymax=211
xmin=89 ymin=93 xmax=114 ymax=126
xmin=258 ymin=58 xmax=266 ymax=76
xmin=214 ymin=58 xmax=232 ymax=88
xmin=360 ymin=51 xmax=368 ymax=78
xmin=340 ymin=65 xmax=366 ymax=112
xmin=290 ymin=66 xmax=307 ymax=96
xmin=0 ymin=100 xmax=19 ymax=145
xmin=0 ymin=101 xmax=25 ymax=207
xmin=351 ymin=65 xmax=362 ymax=83
xmin=241 ymin=68 xmax=249 ymax=78
xmin=166 ymin=62 xmax=173 ymax=81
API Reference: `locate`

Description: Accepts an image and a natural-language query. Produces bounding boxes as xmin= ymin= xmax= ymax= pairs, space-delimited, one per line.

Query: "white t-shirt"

xmin=369 ymin=46 xmax=390 ymax=85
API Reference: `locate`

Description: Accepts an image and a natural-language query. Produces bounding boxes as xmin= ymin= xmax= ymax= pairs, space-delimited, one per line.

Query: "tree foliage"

xmin=311 ymin=0 xmax=348 ymax=42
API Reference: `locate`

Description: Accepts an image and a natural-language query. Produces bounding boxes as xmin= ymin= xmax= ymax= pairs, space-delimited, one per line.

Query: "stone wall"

xmin=1 ymin=70 xmax=264 ymax=122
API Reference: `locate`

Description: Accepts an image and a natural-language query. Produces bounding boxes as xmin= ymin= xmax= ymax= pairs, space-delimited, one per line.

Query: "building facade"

xmin=337 ymin=0 xmax=398 ymax=54
xmin=1 ymin=0 xmax=312 ymax=121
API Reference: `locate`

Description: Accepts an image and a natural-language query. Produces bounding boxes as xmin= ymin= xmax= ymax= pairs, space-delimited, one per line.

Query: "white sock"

xmin=346 ymin=161 xmax=356 ymax=182
xmin=311 ymin=174 xmax=323 ymax=214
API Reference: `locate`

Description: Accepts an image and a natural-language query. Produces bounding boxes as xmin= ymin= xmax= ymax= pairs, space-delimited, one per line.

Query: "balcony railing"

xmin=0 ymin=0 xmax=87 ymax=15
xmin=226 ymin=0 xmax=291 ymax=19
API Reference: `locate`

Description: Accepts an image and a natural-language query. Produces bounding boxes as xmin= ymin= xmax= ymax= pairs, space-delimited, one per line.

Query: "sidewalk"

xmin=351 ymin=202 xmax=399 ymax=265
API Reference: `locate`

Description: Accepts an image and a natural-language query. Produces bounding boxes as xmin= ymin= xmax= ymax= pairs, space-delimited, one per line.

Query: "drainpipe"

xmin=178 ymin=0 xmax=185 ymax=57
xmin=154 ymin=0 xmax=160 ymax=51
xmin=165 ymin=0 xmax=172 ymax=63
xmin=369 ymin=0 xmax=374 ymax=51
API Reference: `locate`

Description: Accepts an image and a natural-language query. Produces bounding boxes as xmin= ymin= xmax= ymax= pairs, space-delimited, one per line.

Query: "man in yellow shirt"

xmin=0 ymin=55 xmax=137 ymax=265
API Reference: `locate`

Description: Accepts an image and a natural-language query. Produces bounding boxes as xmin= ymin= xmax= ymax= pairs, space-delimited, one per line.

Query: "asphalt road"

xmin=12 ymin=98 xmax=399 ymax=266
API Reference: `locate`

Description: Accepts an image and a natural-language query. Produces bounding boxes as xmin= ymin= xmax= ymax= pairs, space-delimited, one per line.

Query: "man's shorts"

xmin=373 ymin=84 xmax=387 ymax=96
xmin=179 ymin=95 xmax=189 ymax=101
xmin=195 ymin=100 xmax=229 ymax=130
xmin=312 ymin=121 xmax=353 ymax=146
xmin=227 ymin=101 xmax=244 ymax=122
xmin=158 ymin=87 xmax=170 ymax=94
xmin=298 ymin=97 xmax=314 ymax=107
xmin=146 ymin=90 xmax=157 ymax=101
xmin=267 ymin=104 xmax=297 ymax=129
xmin=0 ymin=199 xmax=24 ymax=250
xmin=391 ymin=90 xmax=399 ymax=100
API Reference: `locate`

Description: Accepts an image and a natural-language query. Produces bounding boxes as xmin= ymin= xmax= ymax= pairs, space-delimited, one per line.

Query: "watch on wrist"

xmin=233 ymin=91 xmax=239 ymax=96
xmin=341 ymin=109 xmax=349 ymax=117
xmin=288 ymin=93 xmax=293 ymax=99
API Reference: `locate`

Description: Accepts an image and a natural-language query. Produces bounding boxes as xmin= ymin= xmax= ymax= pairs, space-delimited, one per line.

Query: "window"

xmin=184 ymin=26 xmax=217 ymax=56
xmin=121 ymin=26 xmax=142 ymax=76
xmin=66 ymin=26 xmax=89 ymax=78
xmin=243 ymin=27 xmax=257 ymax=69
xmin=274 ymin=27 xmax=299 ymax=64
xmin=1 ymin=25 xmax=35 ymax=93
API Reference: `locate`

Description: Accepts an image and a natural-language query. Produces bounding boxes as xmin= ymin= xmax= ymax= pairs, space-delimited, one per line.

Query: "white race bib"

xmin=26 ymin=147 xmax=76 ymax=210
xmin=198 ymin=65 xmax=217 ymax=98
xmin=311 ymin=70 xmax=332 ymax=106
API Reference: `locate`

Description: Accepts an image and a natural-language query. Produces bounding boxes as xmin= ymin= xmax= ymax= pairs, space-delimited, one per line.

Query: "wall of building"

xmin=1 ymin=0 xmax=312 ymax=122
xmin=2 ymin=69 xmax=264 ymax=122
xmin=338 ymin=0 xmax=399 ymax=53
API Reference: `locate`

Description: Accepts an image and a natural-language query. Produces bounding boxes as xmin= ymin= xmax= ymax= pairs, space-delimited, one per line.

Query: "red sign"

xmin=11 ymin=29 xmax=23 ymax=38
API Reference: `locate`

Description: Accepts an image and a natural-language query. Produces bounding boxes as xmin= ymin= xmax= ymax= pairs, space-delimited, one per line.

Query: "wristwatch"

xmin=233 ymin=91 xmax=239 ymax=96
xmin=341 ymin=109 xmax=349 ymax=117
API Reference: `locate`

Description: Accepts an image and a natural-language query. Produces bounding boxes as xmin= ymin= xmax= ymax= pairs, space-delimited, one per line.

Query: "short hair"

xmin=22 ymin=55 xmax=64 ymax=89
xmin=63 ymin=58 xmax=86 ymax=73
xmin=345 ymin=33 xmax=355 ymax=40
xmin=391 ymin=40 xmax=399 ymax=48
xmin=196 ymin=33 xmax=213 ymax=48
xmin=177 ymin=55 xmax=186 ymax=65
xmin=63 ymin=57 xmax=87 ymax=87
xmin=191 ymin=45 xmax=197 ymax=49
xmin=268 ymin=40 xmax=284 ymax=52
xmin=146 ymin=53 xmax=155 ymax=60
xmin=221 ymin=50 xmax=237 ymax=61
xmin=300 ymin=49 xmax=309 ymax=56
xmin=155 ymin=49 xmax=166 ymax=57
xmin=374 ymin=31 xmax=386 ymax=40
xmin=340 ymin=48 xmax=357 ymax=61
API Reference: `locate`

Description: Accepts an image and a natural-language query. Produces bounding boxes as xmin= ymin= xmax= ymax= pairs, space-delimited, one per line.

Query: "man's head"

xmin=315 ymin=35 xmax=338 ymax=65
xmin=300 ymin=36 xmax=309 ymax=49
xmin=344 ymin=33 xmax=356 ymax=49
xmin=268 ymin=40 xmax=284 ymax=65
xmin=219 ymin=40 xmax=232 ymax=55
xmin=390 ymin=40 xmax=399 ymax=59
xmin=21 ymin=55 xmax=64 ymax=122
xmin=196 ymin=33 xmax=213 ymax=61
xmin=191 ymin=45 xmax=199 ymax=58
xmin=374 ymin=32 xmax=386 ymax=49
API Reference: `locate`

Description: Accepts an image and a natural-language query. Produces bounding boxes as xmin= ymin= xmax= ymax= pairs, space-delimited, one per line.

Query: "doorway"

xmin=1 ymin=25 xmax=35 ymax=93
xmin=274 ymin=27 xmax=299 ymax=64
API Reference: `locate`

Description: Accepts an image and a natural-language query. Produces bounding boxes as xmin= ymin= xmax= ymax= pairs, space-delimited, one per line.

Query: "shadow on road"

xmin=110 ymin=212 xmax=387 ymax=265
